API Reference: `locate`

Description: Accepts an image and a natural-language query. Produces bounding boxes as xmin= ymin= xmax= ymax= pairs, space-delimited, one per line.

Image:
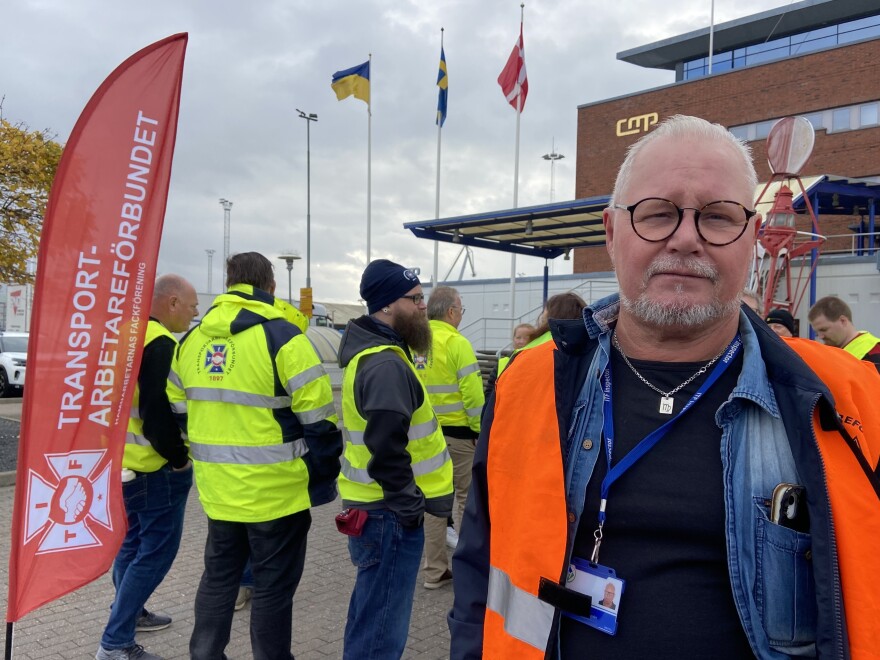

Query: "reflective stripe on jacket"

xmin=168 ymin=284 xmax=340 ymax=523
xmin=417 ymin=320 xmax=484 ymax=432
xmin=339 ymin=343 xmax=453 ymax=505
xmin=124 ymin=320 xmax=176 ymax=473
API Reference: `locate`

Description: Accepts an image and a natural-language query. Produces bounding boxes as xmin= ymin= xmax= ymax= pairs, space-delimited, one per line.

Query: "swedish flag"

xmin=436 ymin=48 xmax=448 ymax=127
xmin=331 ymin=61 xmax=370 ymax=104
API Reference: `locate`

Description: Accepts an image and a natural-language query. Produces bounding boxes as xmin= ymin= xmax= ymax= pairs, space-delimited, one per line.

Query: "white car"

xmin=0 ymin=331 xmax=28 ymax=397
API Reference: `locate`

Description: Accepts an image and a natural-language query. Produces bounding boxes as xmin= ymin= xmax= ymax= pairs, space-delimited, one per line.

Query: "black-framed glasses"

xmin=400 ymin=294 xmax=425 ymax=305
xmin=613 ymin=197 xmax=757 ymax=246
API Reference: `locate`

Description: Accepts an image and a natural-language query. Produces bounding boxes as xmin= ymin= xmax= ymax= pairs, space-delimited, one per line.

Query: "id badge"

xmin=562 ymin=558 xmax=625 ymax=636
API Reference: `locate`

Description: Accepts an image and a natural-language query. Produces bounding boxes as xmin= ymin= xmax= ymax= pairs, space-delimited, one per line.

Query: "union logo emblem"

xmin=24 ymin=450 xmax=112 ymax=554
xmin=205 ymin=344 xmax=227 ymax=373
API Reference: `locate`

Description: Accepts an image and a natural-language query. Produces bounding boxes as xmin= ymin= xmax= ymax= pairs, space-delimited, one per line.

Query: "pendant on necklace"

xmin=659 ymin=396 xmax=674 ymax=415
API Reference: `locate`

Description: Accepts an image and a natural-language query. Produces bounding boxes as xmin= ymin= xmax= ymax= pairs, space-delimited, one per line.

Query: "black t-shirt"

xmin=559 ymin=344 xmax=755 ymax=659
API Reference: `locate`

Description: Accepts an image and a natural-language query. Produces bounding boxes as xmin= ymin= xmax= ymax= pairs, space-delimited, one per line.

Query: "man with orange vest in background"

xmin=450 ymin=115 xmax=880 ymax=659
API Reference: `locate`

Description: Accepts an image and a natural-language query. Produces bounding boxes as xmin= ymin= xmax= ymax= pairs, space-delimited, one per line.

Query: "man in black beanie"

xmin=765 ymin=308 xmax=796 ymax=338
xmin=337 ymin=259 xmax=453 ymax=659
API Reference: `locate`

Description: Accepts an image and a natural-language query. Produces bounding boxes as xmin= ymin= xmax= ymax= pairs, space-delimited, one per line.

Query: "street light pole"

xmin=205 ymin=249 xmax=215 ymax=294
xmin=219 ymin=198 xmax=233 ymax=284
xmin=277 ymin=253 xmax=301 ymax=305
xmin=296 ymin=109 xmax=318 ymax=290
xmin=541 ymin=139 xmax=565 ymax=203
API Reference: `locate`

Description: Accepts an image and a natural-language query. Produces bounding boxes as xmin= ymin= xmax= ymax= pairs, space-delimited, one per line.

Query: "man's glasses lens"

xmin=627 ymin=198 xmax=753 ymax=246
xmin=402 ymin=294 xmax=425 ymax=304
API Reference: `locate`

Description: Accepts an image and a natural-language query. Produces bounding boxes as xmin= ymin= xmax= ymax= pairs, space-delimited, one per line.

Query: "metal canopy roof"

xmin=403 ymin=195 xmax=611 ymax=260
xmin=404 ymin=175 xmax=880 ymax=261
xmin=790 ymin=174 xmax=880 ymax=215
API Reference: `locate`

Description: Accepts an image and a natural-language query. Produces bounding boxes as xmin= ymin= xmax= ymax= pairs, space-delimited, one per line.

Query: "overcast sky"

xmin=4 ymin=0 xmax=787 ymax=303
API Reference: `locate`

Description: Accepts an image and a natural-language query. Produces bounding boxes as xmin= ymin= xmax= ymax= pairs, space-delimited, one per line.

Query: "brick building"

xmin=574 ymin=0 xmax=880 ymax=273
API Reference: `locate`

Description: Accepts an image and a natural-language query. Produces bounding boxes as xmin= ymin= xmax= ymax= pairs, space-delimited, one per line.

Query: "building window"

xmin=728 ymin=101 xmax=880 ymax=142
xmin=860 ymin=103 xmax=879 ymax=127
xmin=755 ymin=120 xmax=776 ymax=140
xmin=802 ymin=112 xmax=824 ymax=131
xmin=681 ymin=15 xmax=880 ymax=81
xmin=831 ymin=107 xmax=851 ymax=132
xmin=729 ymin=125 xmax=750 ymax=141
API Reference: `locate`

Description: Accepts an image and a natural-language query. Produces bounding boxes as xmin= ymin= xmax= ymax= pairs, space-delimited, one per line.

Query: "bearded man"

xmin=338 ymin=259 xmax=453 ymax=659
xmin=450 ymin=115 xmax=880 ymax=659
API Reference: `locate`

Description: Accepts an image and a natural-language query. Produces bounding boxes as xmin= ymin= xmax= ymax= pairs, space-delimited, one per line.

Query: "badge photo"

xmin=563 ymin=558 xmax=625 ymax=636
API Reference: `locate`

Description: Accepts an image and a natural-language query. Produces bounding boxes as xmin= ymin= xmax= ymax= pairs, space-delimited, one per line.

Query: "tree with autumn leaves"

xmin=0 ymin=117 xmax=63 ymax=284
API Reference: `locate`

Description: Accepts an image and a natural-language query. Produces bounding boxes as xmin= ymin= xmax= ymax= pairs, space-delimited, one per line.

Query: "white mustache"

xmin=644 ymin=256 xmax=718 ymax=282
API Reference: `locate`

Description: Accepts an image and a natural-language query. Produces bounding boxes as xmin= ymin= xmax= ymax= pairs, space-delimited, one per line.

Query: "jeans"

xmin=240 ymin=560 xmax=254 ymax=588
xmin=101 ymin=464 xmax=192 ymax=650
xmin=189 ymin=510 xmax=311 ymax=660
xmin=343 ymin=509 xmax=424 ymax=660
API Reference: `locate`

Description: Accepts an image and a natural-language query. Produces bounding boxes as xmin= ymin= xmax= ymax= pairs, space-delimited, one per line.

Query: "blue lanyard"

xmin=598 ymin=334 xmax=742 ymax=523
xmin=589 ymin=334 xmax=742 ymax=565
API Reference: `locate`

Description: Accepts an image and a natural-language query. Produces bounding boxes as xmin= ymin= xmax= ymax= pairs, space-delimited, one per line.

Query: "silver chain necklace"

xmin=611 ymin=332 xmax=727 ymax=415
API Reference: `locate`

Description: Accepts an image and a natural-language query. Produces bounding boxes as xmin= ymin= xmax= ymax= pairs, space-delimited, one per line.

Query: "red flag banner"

xmin=497 ymin=24 xmax=528 ymax=111
xmin=6 ymin=33 xmax=188 ymax=622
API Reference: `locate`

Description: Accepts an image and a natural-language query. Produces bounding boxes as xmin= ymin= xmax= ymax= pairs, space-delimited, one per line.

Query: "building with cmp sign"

xmin=574 ymin=0 xmax=880 ymax=274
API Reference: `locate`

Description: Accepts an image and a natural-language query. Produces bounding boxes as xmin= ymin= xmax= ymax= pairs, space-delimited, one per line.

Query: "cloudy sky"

xmin=4 ymin=0 xmax=787 ymax=302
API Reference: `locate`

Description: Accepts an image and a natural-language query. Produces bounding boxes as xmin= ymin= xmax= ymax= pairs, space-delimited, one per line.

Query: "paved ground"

xmin=0 ymin=396 xmax=457 ymax=659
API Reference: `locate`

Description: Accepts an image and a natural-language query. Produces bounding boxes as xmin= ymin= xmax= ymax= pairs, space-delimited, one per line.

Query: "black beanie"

xmin=360 ymin=259 xmax=421 ymax=314
xmin=765 ymin=308 xmax=796 ymax=335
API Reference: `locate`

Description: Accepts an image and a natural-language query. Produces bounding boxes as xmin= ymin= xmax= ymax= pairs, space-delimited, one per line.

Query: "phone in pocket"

xmin=770 ymin=483 xmax=808 ymax=532
xmin=335 ymin=508 xmax=368 ymax=536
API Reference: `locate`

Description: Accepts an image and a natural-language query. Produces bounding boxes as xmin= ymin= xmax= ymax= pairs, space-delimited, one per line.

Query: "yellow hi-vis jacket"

xmin=339 ymin=343 xmax=453 ymax=507
xmin=168 ymin=284 xmax=342 ymax=522
xmin=416 ymin=320 xmax=484 ymax=433
xmin=124 ymin=320 xmax=177 ymax=473
xmin=845 ymin=331 xmax=880 ymax=360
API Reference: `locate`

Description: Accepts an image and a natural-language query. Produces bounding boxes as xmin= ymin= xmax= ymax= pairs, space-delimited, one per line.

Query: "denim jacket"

xmin=556 ymin=294 xmax=833 ymax=658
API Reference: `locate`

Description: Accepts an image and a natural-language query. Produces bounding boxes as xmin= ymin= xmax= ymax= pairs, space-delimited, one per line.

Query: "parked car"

xmin=0 ymin=331 xmax=29 ymax=397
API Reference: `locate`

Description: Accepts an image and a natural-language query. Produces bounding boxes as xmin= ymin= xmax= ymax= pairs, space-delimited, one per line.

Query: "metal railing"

xmin=458 ymin=278 xmax=618 ymax=353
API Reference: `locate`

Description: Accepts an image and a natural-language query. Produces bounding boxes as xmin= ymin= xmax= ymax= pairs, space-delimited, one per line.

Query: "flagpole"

xmin=433 ymin=29 xmax=444 ymax=287
xmin=708 ymin=0 xmax=715 ymax=74
xmin=367 ymin=53 xmax=372 ymax=265
xmin=509 ymin=4 xmax=524 ymax=333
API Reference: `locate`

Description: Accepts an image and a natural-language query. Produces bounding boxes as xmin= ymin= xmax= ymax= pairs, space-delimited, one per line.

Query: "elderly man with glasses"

xmin=450 ymin=115 xmax=880 ymax=659
xmin=415 ymin=286 xmax=484 ymax=590
xmin=338 ymin=259 xmax=453 ymax=659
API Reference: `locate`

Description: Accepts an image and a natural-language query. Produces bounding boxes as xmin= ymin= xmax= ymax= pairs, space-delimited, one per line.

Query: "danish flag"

xmin=497 ymin=23 xmax=528 ymax=111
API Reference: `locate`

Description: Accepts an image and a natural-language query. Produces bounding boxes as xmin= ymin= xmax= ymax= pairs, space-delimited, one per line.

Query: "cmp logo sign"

xmin=24 ymin=450 xmax=112 ymax=554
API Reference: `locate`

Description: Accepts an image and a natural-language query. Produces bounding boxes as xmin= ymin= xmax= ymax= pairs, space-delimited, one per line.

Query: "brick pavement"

xmin=0 ymin=487 xmax=456 ymax=659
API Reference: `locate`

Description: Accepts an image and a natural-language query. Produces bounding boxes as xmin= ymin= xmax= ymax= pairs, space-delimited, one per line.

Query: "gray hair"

xmin=427 ymin=286 xmax=459 ymax=321
xmin=153 ymin=273 xmax=189 ymax=304
xmin=610 ymin=115 xmax=757 ymax=206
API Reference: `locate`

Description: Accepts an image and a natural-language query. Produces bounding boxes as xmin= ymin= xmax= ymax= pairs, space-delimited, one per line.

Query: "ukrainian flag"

xmin=436 ymin=48 xmax=448 ymax=127
xmin=331 ymin=61 xmax=370 ymax=104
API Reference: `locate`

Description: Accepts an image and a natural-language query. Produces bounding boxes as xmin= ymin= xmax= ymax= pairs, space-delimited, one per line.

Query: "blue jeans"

xmin=240 ymin=560 xmax=254 ymax=588
xmin=189 ymin=510 xmax=311 ymax=660
xmin=101 ymin=465 xmax=192 ymax=650
xmin=343 ymin=509 xmax=424 ymax=660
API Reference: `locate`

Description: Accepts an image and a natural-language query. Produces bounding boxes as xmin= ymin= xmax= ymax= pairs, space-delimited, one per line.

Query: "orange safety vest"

xmin=784 ymin=338 xmax=880 ymax=660
xmin=484 ymin=337 xmax=880 ymax=659
xmin=485 ymin=340 xmax=565 ymax=658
